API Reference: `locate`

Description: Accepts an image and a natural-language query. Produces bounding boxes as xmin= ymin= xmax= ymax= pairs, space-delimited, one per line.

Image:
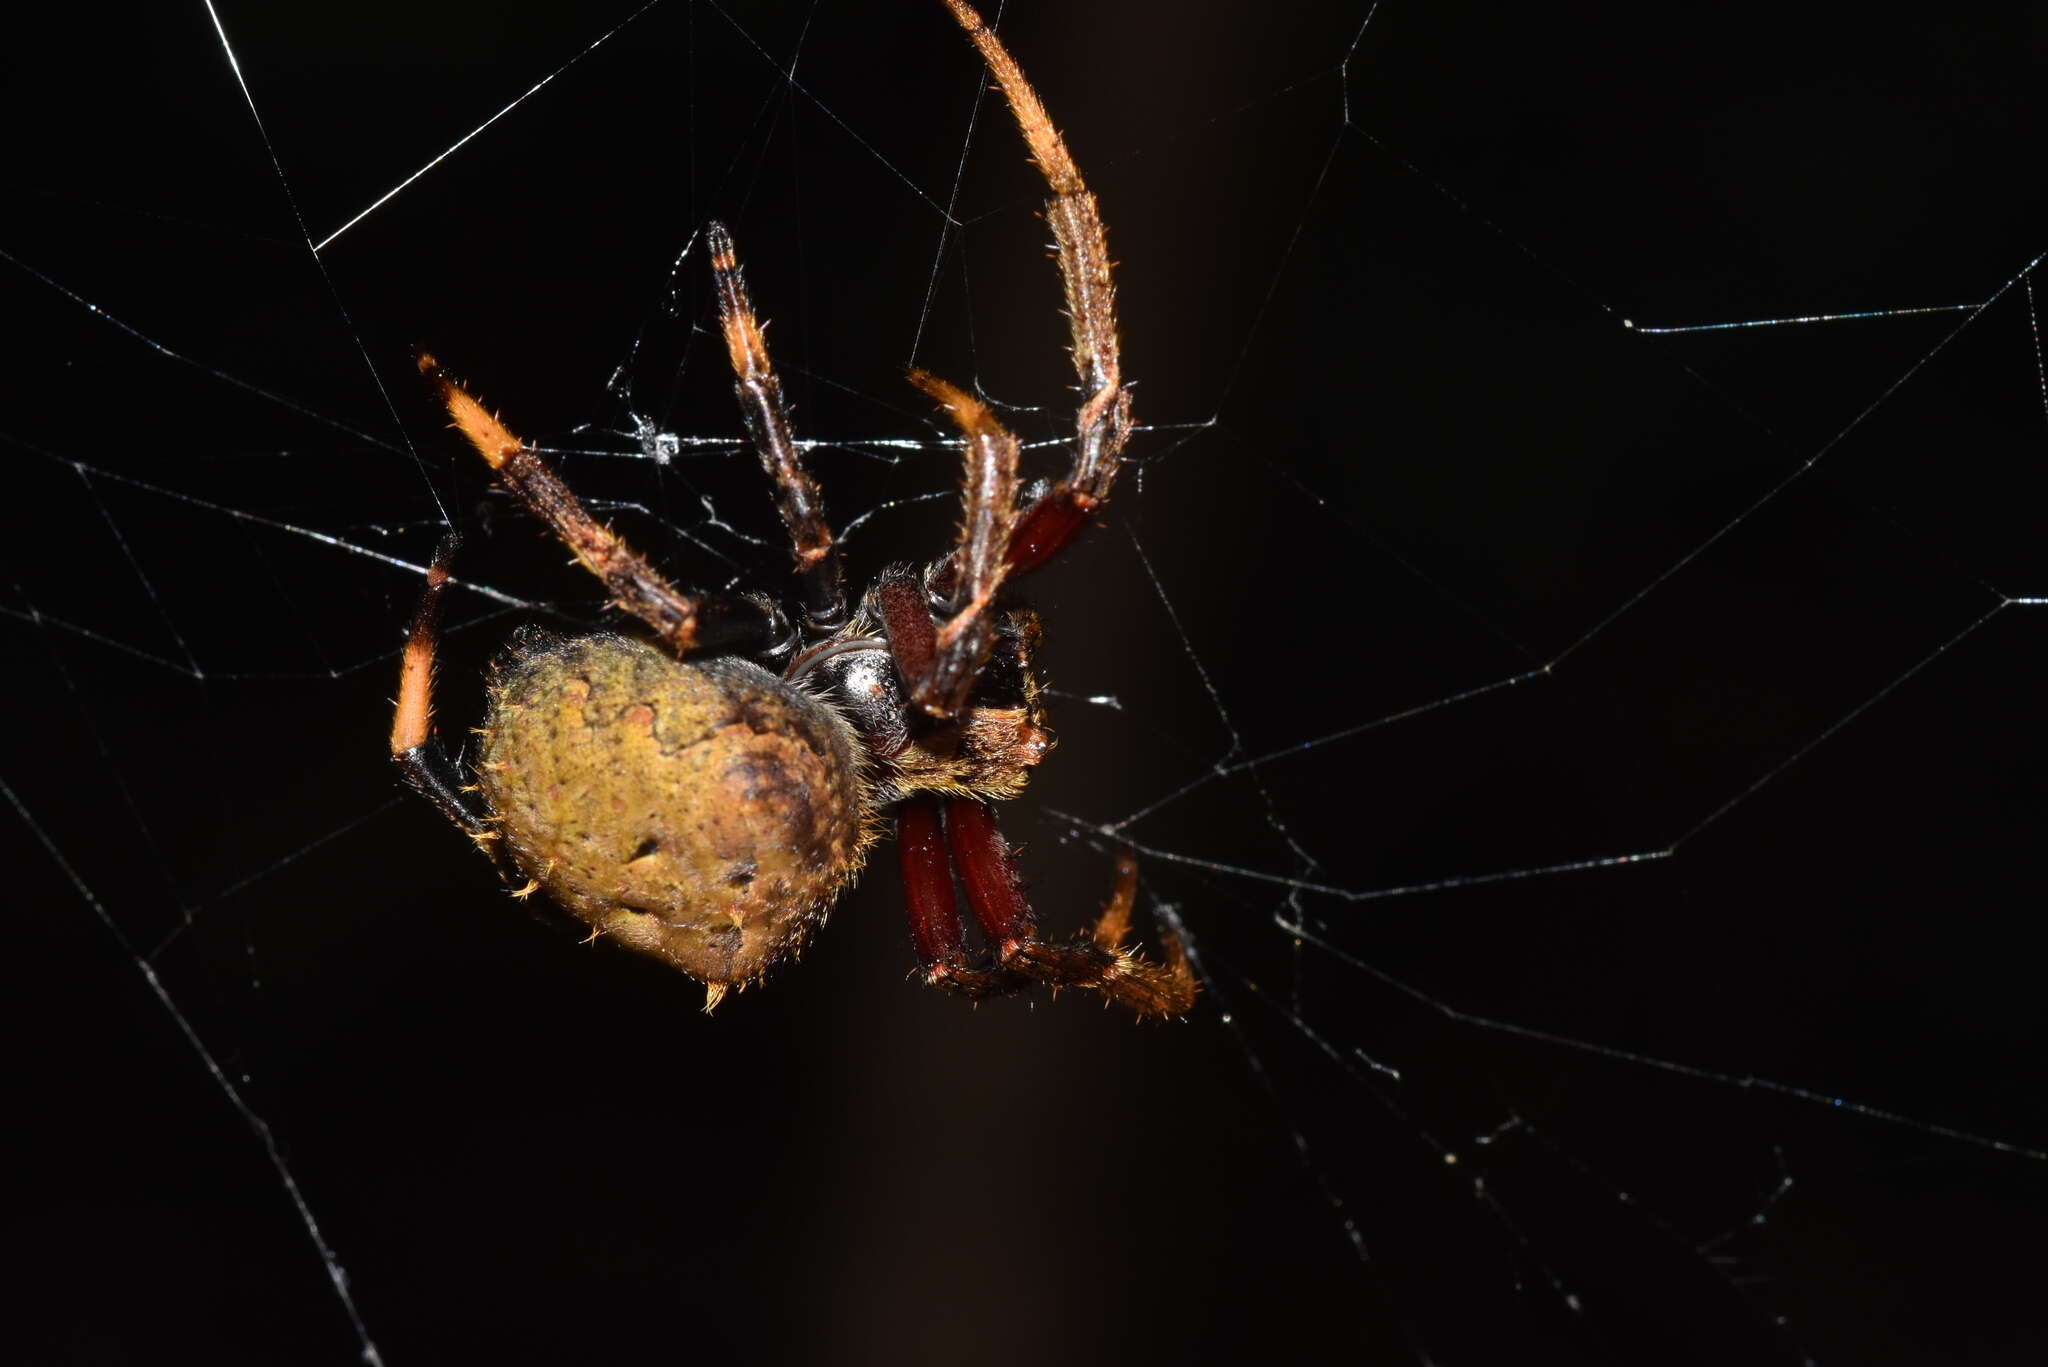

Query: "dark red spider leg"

xmin=874 ymin=569 xmax=936 ymax=686
xmin=930 ymin=481 xmax=1092 ymax=584
xmin=1003 ymin=491 xmax=1097 ymax=575
xmin=896 ymin=796 xmax=1015 ymax=998
xmin=896 ymin=796 xmax=963 ymax=966
xmin=943 ymin=796 xmax=1197 ymax=1018
xmin=874 ymin=564 xmax=991 ymax=739
xmin=941 ymin=795 xmax=1034 ymax=947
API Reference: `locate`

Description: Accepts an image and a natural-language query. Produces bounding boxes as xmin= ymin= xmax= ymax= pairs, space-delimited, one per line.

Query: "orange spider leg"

xmin=906 ymin=369 xmax=1022 ymax=717
xmin=942 ymin=0 xmax=1131 ymax=574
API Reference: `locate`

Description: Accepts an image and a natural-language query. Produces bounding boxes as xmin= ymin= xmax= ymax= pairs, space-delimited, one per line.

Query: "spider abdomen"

xmin=478 ymin=632 xmax=872 ymax=991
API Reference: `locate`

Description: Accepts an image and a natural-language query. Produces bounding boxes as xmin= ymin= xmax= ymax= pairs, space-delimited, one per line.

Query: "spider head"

xmin=802 ymin=603 xmax=1052 ymax=807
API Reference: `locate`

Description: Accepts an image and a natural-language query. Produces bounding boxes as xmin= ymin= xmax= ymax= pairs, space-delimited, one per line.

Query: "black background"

xmin=5 ymin=2 xmax=2047 ymax=1364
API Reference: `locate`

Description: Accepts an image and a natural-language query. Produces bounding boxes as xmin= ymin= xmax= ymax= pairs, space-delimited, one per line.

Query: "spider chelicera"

xmin=390 ymin=0 xmax=1193 ymax=1017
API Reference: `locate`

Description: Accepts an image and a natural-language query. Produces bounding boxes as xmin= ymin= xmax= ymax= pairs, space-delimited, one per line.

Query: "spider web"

xmin=5 ymin=1 xmax=2045 ymax=1362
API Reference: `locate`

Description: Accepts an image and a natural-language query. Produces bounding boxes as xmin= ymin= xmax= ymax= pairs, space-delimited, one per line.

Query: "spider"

xmin=390 ymin=0 xmax=1193 ymax=1017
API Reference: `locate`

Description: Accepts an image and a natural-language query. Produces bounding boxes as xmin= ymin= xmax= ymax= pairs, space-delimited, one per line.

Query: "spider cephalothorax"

xmin=390 ymin=0 xmax=1194 ymax=1017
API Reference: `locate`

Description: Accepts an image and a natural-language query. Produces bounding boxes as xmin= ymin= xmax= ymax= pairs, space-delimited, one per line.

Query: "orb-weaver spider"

xmin=391 ymin=0 xmax=1193 ymax=1016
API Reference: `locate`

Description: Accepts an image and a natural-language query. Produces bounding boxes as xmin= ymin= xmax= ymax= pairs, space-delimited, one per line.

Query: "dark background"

xmin=5 ymin=2 xmax=2047 ymax=1363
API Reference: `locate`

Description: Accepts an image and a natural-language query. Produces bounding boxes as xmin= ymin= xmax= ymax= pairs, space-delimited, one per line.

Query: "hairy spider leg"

xmin=879 ymin=0 xmax=1128 ymax=719
xmin=945 ymin=796 xmax=1196 ymax=1016
xmin=389 ymin=534 xmax=510 ymax=875
xmin=904 ymin=370 xmax=1021 ymax=717
xmin=874 ymin=570 xmax=938 ymax=699
xmin=864 ymin=5 xmax=1192 ymax=1016
xmin=943 ymin=0 xmax=1131 ymax=576
xmin=895 ymin=795 xmax=1029 ymax=999
xmin=896 ymin=796 xmax=970 ymax=968
xmin=418 ymin=353 xmax=791 ymax=658
xmin=707 ymin=221 xmax=847 ymax=633
xmin=895 ymin=795 xmax=1196 ymax=1016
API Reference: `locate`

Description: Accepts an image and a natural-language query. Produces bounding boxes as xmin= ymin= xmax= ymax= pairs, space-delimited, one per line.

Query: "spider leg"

xmin=944 ymin=796 xmax=1197 ymax=1018
xmin=707 ymin=221 xmax=847 ymax=632
xmin=903 ymin=370 xmax=1020 ymax=717
xmin=896 ymin=795 xmax=1028 ymax=999
xmin=943 ymin=0 xmax=1131 ymax=576
xmin=389 ymin=535 xmax=510 ymax=874
xmin=873 ymin=567 xmax=938 ymax=704
xmin=418 ymin=353 xmax=790 ymax=658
